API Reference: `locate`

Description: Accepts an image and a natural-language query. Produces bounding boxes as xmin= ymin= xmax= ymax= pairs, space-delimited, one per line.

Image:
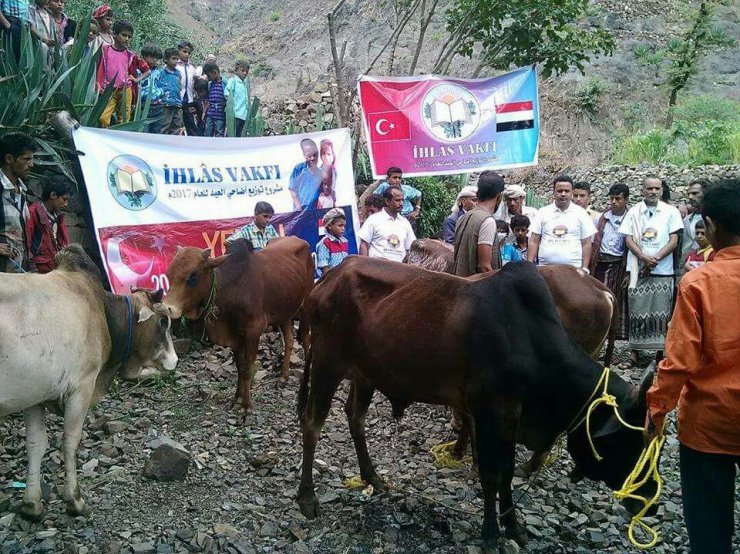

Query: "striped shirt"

xmin=316 ymin=234 xmax=349 ymax=271
xmin=206 ymin=79 xmax=226 ymax=120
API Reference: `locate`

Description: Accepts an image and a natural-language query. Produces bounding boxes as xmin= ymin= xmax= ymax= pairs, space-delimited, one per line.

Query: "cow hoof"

xmin=504 ymin=523 xmax=528 ymax=546
xmin=481 ymin=538 xmax=498 ymax=554
xmin=20 ymin=501 xmax=43 ymax=521
xmin=65 ymin=497 xmax=86 ymax=516
xmin=297 ymin=495 xmax=320 ymax=519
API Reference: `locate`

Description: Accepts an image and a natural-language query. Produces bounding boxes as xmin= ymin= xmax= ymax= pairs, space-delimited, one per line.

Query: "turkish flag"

xmin=368 ymin=110 xmax=411 ymax=142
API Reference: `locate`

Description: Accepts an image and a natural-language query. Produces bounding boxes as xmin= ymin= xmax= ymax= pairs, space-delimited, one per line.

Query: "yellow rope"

xmin=584 ymin=366 xmax=666 ymax=550
xmin=430 ymin=440 xmax=472 ymax=469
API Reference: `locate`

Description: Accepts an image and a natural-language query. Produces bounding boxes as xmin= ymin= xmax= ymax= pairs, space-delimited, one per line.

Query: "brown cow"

xmin=296 ymin=257 xmax=655 ymax=552
xmin=164 ymin=237 xmax=314 ymax=412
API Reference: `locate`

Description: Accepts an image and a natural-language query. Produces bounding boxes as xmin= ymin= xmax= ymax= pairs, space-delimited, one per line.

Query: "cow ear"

xmin=206 ymin=254 xmax=230 ymax=268
xmin=200 ymin=248 xmax=212 ymax=260
xmin=138 ymin=306 xmax=155 ymax=323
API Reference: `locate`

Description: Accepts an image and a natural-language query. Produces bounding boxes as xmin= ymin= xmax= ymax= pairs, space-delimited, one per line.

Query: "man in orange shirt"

xmin=645 ymin=178 xmax=740 ymax=554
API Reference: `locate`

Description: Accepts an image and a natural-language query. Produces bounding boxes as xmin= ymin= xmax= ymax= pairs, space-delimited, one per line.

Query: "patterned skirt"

xmin=628 ymin=275 xmax=675 ymax=351
xmin=594 ymin=254 xmax=628 ymax=341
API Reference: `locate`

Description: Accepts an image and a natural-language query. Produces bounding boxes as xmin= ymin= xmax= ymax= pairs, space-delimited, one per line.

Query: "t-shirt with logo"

xmin=531 ymin=202 xmax=596 ymax=267
xmin=358 ymin=209 xmax=416 ymax=263
xmin=619 ymin=201 xmax=683 ymax=276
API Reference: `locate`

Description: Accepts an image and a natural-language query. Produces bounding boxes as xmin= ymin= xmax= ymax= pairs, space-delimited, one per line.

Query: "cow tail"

xmin=296 ymin=307 xmax=311 ymax=420
xmin=604 ymin=291 xmax=619 ymax=368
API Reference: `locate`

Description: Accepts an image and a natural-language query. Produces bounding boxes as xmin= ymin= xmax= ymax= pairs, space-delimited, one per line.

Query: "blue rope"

xmin=7 ymin=258 xmax=27 ymax=273
xmin=122 ymin=295 xmax=133 ymax=367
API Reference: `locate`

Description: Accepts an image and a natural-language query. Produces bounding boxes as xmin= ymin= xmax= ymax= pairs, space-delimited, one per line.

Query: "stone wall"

xmin=506 ymin=163 xmax=740 ymax=211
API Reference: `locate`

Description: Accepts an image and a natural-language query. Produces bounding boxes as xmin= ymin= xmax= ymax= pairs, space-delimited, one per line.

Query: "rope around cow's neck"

xmin=180 ymin=270 xmax=219 ymax=350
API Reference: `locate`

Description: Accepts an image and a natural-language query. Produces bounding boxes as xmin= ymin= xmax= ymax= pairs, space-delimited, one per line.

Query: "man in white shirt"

xmin=358 ymin=186 xmax=416 ymax=263
xmin=619 ymin=176 xmax=683 ymax=358
xmin=176 ymin=40 xmax=198 ymax=136
xmin=527 ymin=175 xmax=596 ymax=270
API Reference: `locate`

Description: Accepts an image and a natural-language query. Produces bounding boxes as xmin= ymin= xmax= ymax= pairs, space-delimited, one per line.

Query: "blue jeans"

xmin=205 ymin=117 xmax=225 ymax=137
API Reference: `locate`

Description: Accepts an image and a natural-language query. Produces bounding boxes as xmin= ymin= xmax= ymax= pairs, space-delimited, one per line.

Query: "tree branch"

xmin=409 ymin=0 xmax=440 ymax=74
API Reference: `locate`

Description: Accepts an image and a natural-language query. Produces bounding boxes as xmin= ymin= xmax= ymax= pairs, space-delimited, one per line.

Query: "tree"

xmin=634 ymin=1 xmax=736 ymax=127
xmin=435 ymin=0 xmax=615 ymax=77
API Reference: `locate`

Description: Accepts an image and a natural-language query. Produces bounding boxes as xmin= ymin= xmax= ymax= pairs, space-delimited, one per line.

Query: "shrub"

xmin=408 ymin=177 xmax=460 ymax=239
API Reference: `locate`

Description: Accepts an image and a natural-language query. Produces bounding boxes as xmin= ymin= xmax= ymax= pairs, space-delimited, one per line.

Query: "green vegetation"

xmin=0 ymin=19 xmax=150 ymax=185
xmin=269 ymin=11 xmax=281 ymax=22
xmin=633 ymin=1 xmax=736 ymax=126
xmin=66 ymin=0 xmax=199 ymax=53
xmin=409 ymin=176 xmax=465 ymax=239
xmin=611 ymin=96 xmax=740 ymax=166
xmin=574 ymin=77 xmax=607 ymax=120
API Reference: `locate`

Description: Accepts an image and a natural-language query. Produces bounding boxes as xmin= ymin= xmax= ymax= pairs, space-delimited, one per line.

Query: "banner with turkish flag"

xmin=358 ymin=66 xmax=539 ymax=178
xmin=73 ymin=127 xmax=359 ymax=294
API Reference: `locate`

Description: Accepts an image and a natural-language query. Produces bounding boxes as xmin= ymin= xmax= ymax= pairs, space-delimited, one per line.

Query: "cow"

xmin=296 ymin=257 xmax=655 ymax=552
xmin=405 ymin=238 xmax=618 ymax=365
xmin=0 ymin=245 xmax=178 ymax=519
xmin=164 ymin=237 xmax=314 ymax=413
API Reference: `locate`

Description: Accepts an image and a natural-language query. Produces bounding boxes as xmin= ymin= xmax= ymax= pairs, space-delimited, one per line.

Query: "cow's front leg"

xmin=278 ymin=320 xmax=294 ymax=386
xmin=20 ymin=405 xmax=48 ymax=520
xmin=499 ymin=439 xmax=527 ymax=546
xmin=62 ymin=390 xmax=92 ymax=515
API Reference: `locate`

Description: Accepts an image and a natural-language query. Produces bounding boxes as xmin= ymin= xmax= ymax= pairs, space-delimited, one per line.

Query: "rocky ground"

xmin=1 ymin=334 xmax=738 ymax=554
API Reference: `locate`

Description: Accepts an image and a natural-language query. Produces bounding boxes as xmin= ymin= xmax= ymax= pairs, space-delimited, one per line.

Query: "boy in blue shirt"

xmin=315 ymin=208 xmax=349 ymax=275
xmin=374 ymin=166 xmax=422 ymax=228
xmin=140 ymin=45 xmax=163 ymax=133
xmin=496 ymin=220 xmax=522 ymax=265
xmin=224 ymin=60 xmax=250 ymax=137
xmin=202 ymin=61 xmax=226 ymax=137
xmin=156 ymin=48 xmax=183 ymax=135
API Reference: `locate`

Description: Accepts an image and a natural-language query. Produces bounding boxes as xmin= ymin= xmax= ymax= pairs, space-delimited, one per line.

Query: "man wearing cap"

xmin=493 ymin=184 xmax=538 ymax=224
xmin=316 ymin=208 xmax=349 ymax=275
xmin=444 ymin=185 xmax=477 ymax=244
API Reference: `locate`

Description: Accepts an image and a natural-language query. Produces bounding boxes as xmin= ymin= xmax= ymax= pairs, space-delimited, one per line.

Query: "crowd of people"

xmin=1 ymin=2 xmax=251 ymax=136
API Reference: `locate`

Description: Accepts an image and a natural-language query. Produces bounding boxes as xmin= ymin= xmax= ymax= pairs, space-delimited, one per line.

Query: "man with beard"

xmin=289 ymin=138 xmax=323 ymax=210
xmin=0 ymin=132 xmax=35 ymax=273
xmin=619 ymin=177 xmax=683 ymax=363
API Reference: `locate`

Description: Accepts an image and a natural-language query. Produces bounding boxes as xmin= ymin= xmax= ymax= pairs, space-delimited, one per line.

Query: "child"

xmin=684 ymin=219 xmax=715 ymax=272
xmin=228 ymin=201 xmax=278 ymax=251
xmin=25 ymin=175 xmax=71 ymax=273
xmin=202 ymin=61 xmax=226 ymax=137
xmin=510 ymin=214 xmax=530 ymax=261
xmin=193 ymin=79 xmax=209 ymax=136
xmin=140 ymin=44 xmax=163 ymax=133
xmin=496 ymin=220 xmax=522 ymax=266
xmin=28 ymin=0 xmax=55 ymax=67
xmin=224 ymin=60 xmax=250 ymax=136
xmin=316 ymin=167 xmax=335 ymax=209
xmin=363 ymin=193 xmax=384 ymax=222
xmin=156 ymin=48 xmax=183 ymax=135
xmin=176 ymin=40 xmax=197 ymax=135
xmin=96 ymin=20 xmax=149 ymax=128
xmin=47 ymin=0 xmax=72 ymax=46
xmin=316 ymin=208 xmax=349 ymax=275
xmin=91 ymin=3 xmax=113 ymax=49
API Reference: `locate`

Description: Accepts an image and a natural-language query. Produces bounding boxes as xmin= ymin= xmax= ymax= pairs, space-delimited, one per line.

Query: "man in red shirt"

xmin=645 ymin=178 xmax=740 ymax=554
xmin=26 ymin=175 xmax=71 ymax=273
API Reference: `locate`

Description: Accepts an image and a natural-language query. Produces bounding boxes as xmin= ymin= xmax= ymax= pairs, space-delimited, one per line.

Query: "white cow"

xmin=0 ymin=245 xmax=177 ymax=518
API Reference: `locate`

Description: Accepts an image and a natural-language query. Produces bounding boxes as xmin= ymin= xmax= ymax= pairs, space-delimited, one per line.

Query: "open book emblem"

xmin=422 ymin=84 xmax=481 ymax=143
xmin=107 ymin=155 xmax=158 ymax=211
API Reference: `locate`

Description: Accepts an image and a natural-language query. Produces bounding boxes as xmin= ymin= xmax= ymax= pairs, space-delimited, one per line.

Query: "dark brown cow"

xmin=296 ymin=257 xmax=654 ymax=552
xmin=406 ymin=238 xmax=618 ymax=364
xmin=164 ymin=237 xmax=314 ymax=412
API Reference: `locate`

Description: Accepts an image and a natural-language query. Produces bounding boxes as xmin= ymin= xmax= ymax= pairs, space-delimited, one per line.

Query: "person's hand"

xmin=1 ymin=19 xmax=11 ymax=30
xmin=0 ymin=243 xmax=11 ymax=257
xmin=408 ymin=209 xmax=420 ymax=221
xmin=43 ymin=37 xmax=55 ymax=47
xmin=643 ymin=412 xmax=661 ymax=447
xmin=678 ymin=203 xmax=689 ymax=218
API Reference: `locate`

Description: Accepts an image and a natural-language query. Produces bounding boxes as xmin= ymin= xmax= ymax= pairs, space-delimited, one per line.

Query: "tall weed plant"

xmin=611 ymin=96 xmax=740 ymax=166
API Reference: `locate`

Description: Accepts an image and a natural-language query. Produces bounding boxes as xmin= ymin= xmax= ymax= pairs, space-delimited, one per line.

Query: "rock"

xmin=213 ymin=523 xmax=240 ymax=538
xmin=259 ymin=520 xmax=279 ymax=538
xmin=0 ymin=492 xmax=9 ymax=512
xmin=106 ymin=421 xmax=129 ymax=435
xmin=0 ymin=513 xmax=15 ymax=528
xmin=143 ymin=444 xmax=192 ymax=481
xmin=499 ymin=539 xmax=520 ymax=554
xmin=130 ymin=543 xmax=156 ymax=554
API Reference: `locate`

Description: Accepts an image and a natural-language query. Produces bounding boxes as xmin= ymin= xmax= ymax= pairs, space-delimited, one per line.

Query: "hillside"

xmin=168 ymin=0 xmax=739 ymax=165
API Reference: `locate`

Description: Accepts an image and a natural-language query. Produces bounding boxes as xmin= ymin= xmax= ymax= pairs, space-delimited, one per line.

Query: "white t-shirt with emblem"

xmin=531 ymin=202 xmax=597 ymax=267
xmin=619 ymin=201 xmax=683 ymax=276
xmin=358 ymin=209 xmax=416 ymax=263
